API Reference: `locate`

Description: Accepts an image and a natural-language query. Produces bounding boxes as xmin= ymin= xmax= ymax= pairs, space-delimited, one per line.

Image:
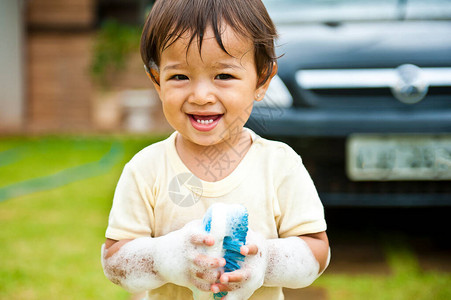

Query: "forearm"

xmin=263 ymin=234 xmax=330 ymax=289
xmin=299 ymin=232 xmax=330 ymax=273
xmin=102 ymin=227 xmax=200 ymax=292
xmin=101 ymin=219 xmax=223 ymax=293
xmin=101 ymin=237 xmax=167 ymax=293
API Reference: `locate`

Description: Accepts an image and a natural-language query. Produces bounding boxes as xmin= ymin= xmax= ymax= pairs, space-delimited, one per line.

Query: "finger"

xmin=194 ymin=254 xmax=226 ymax=269
xmin=211 ymin=283 xmax=231 ymax=293
xmin=190 ymin=234 xmax=215 ymax=246
xmin=190 ymin=277 xmax=212 ymax=292
xmin=212 ymin=281 xmax=244 ymax=293
xmin=240 ymin=244 xmax=258 ymax=256
xmin=220 ymin=270 xmax=249 ymax=283
xmin=195 ymin=269 xmax=221 ymax=283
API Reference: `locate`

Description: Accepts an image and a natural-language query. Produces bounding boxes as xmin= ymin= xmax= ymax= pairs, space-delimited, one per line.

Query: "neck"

xmin=175 ymin=129 xmax=252 ymax=182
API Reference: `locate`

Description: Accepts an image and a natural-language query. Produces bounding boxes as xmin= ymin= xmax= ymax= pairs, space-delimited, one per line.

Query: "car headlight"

xmin=255 ymin=74 xmax=293 ymax=108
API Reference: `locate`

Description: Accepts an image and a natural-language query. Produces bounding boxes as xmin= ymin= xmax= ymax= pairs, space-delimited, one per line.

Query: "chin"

xmin=192 ymin=136 xmax=223 ymax=147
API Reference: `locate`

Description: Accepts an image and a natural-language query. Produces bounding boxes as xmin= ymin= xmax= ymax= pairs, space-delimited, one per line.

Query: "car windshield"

xmin=262 ymin=0 xmax=451 ymax=23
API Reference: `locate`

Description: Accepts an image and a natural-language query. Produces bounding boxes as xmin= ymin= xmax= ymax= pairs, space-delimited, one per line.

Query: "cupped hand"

xmin=188 ymin=232 xmax=226 ymax=291
xmin=159 ymin=219 xmax=223 ymax=290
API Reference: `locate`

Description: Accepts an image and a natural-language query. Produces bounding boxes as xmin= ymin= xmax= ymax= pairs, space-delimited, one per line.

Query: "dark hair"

xmin=140 ymin=0 xmax=278 ymax=86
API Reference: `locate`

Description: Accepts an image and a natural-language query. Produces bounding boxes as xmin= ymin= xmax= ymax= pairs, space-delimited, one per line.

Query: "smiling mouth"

xmin=196 ymin=118 xmax=214 ymax=124
xmin=189 ymin=114 xmax=223 ymax=131
xmin=190 ymin=114 xmax=222 ymax=123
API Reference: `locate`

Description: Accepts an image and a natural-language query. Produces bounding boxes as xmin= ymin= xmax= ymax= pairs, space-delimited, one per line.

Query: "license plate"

xmin=346 ymin=134 xmax=451 ymax=181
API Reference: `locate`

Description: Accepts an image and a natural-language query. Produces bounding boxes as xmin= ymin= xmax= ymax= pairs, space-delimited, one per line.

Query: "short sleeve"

xmin=105 ymin=163 xmax=155 ymax=240
xmin=275 ymin=154 xmax=326 ymax=238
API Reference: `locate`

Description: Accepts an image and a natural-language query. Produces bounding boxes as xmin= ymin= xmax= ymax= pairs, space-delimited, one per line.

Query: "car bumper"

xmin=247 ymin=107 xmax=451 ymax=137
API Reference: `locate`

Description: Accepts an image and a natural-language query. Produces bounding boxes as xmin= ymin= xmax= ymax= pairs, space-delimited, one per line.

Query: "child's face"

xmin=151 ymin=25 xmax=271 ymax=147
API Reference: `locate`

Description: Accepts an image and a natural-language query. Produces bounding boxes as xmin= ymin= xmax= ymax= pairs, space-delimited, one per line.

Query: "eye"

xmin=170 ymin=74 xmax=189 ymax=81
xmin=215 ymin=74 xmax=234 ymax=80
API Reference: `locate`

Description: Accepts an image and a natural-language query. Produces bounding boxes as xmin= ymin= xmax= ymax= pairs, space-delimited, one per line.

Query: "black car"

xmin=247 ymin=0 xmax=451 ymax=207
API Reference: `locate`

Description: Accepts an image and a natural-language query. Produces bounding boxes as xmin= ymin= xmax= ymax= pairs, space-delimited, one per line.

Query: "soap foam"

xmin=102 ymin=238 xmax=166 ymax=293
xmin=204 ymin=203 xmax=229 ymax=258
xmin=264 ymin=237 xmax=320 ymax=289
xmin=102 ymin=220 xmax=205 ymax=294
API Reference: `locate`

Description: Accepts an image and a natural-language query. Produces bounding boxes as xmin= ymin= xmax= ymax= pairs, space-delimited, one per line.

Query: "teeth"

xmin=196 ymin=119 xmax=214 ymax=125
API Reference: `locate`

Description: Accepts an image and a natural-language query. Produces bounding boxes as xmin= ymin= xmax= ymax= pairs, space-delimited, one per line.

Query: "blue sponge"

xmin=202 ymin=204 xmax=249 ymax=299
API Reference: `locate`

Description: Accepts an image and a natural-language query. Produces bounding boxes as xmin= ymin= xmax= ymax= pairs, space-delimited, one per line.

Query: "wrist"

xmin=152 ymin=230 xmax=192 ymax=286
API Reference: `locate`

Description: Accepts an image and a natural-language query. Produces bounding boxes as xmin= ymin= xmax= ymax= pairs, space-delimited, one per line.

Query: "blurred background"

xmin=1 ymin=0 xmax=450 ymax=299
xmin=0 ymin=0 xmax=167 ymax=134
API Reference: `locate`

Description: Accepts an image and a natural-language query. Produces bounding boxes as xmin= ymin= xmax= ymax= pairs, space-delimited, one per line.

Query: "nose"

xmin=188 ymin=79 xmax=216 ymax=105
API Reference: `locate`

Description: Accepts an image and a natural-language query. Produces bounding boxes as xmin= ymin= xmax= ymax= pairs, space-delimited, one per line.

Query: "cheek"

xmin=160 ymin=100 xmax=183 ymax=126
xmin=160 ymin=84 xmax=184 ymax=100
xmin=228 ymin=96 xmax=254 ymax=117
xmin=224 ymin=86 xmax=255 ymax=104
xmin=224 ymin=102 xmax=254 ymax=127
xmin=160 ymin=91 xmax=184 ymax=110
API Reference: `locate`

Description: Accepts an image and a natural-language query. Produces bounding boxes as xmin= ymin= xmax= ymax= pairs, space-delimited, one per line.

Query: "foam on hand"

xmin=202 ymin=203 xmax=249 ymax=299
xmin=102 ymin=220 xmax=205 ymax=294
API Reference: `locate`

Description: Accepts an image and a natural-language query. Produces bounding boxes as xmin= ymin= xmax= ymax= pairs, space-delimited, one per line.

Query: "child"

xmin=101 ymin=0 xmax=330 ymax=299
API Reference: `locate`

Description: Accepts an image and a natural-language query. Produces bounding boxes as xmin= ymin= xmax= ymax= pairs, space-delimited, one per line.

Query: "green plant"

xmin=91 ymin=20 xmax=142 ymax=86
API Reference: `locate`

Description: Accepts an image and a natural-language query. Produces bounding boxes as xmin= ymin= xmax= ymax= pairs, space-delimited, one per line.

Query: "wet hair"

xmin=140 ymin=0 xmax=278 ymax=86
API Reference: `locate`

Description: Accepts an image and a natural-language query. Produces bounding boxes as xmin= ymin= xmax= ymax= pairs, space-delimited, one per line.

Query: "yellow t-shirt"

xmin=106 ymin=129 xmax=326 ymax=300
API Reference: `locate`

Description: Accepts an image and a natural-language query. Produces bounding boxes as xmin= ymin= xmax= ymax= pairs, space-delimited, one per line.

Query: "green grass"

xmin=316 ymin=241 xmax=451 ymax=300
xmin=0 ymin=135 xmax=167 ymax=299
xmin=1 ymin=135 xmax=450 ymax=299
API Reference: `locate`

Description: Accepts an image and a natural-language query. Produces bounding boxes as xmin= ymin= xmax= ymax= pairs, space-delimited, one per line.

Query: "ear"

xmin=145 ymin=66 xmax=161 ymax=94
xmin=255 ymin=63 xmax=278 ymax=102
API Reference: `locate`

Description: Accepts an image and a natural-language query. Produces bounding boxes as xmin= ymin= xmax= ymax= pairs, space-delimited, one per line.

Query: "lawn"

xmin=0 ymin=135 xmax=166 ymax=299
xmin=1 ymin=135 xmax=450 ymax=299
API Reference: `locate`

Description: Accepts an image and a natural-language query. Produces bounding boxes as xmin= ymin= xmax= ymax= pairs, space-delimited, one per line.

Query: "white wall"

xmin=0 ymin=0 xmax=25 ymax=130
